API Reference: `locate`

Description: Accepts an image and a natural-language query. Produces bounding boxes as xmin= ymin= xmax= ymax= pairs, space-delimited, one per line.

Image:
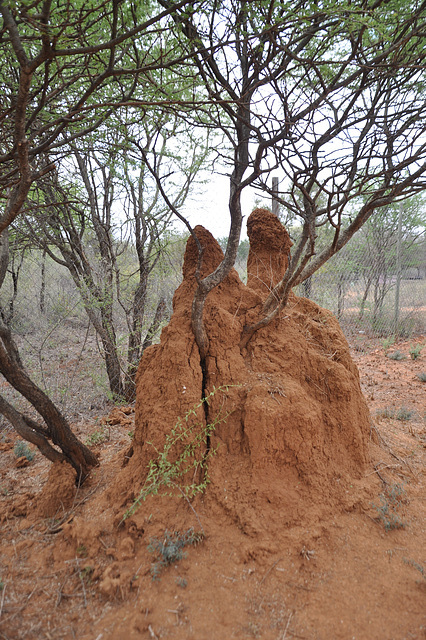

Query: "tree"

xmin=0 ymin=0 xmax=201 ymax=474
xmin=157 ymin=0 xmax=426 ymax=359
xmin=355 ymin=196 xmax=426 ymax=324
xmin=22 ymin=112 xmax=209 ymax=400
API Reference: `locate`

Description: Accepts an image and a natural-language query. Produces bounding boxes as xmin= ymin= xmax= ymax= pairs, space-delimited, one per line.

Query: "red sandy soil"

xmin=0 ymin=339 xmax=424 ymax=640
xmin=0 ymin=212 xmax=424 ymax=640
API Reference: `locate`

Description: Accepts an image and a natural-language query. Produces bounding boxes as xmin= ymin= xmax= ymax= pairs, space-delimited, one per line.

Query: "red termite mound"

xmin=122 ymin=209 xmax=371 ymax=531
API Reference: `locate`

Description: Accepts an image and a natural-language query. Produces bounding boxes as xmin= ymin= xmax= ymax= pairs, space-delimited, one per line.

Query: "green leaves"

xmin=122 ymin=385 xmax=233 ymax=521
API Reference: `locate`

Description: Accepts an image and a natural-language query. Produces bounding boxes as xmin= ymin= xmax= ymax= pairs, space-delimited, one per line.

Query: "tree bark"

xmin=0 ymin=319 xmax=97 ymax=479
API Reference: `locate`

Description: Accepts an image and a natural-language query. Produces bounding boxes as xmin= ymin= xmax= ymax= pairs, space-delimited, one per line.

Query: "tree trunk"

xmin=0 ymin=319 xmax=97 ymax=479
xmin=124 ymin=296 xmax=166 ymax=402
xmin=40 ymin=248 xmax=46 ymax=314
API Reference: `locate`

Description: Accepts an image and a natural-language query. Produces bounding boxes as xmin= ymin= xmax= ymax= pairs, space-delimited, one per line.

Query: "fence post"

xmin=272 ymin=177 xmax=279 ymax=217
xmin=393 ymin=202 xmax=403 ymax=335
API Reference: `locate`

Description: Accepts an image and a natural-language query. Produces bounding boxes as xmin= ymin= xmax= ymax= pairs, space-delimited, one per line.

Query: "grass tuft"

xmin=13 ymin=440 xmax=35 ymax=461
xmin=372 ymin=483 xmax=407 ymax=531
xmin=386 ymin=350 xmax=405 ymax=361
xmin=148 ymin=529 xmax=204 ymax=580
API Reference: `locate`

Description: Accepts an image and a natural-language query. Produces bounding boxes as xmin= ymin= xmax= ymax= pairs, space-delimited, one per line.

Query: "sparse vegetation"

xmin=85 ymin=428 xmax=110 ymax=447
xmin=13 ymin=440 xmax=35 ymax=462
xmin=409 ymin=344 xmax=423 ymax=360
xmin=372 ymin=483 xmax=407 ymax=531
xmin=148 ymin=528 xmax=204 ymax=580
xmin=376 ymin=406 xmax=416 ymax=421
xmin=387 ymin=350 xmax=406 ymax=361
xmin=376 ymin=407 xmax=396 ymax=420
xmin=175 ymin=577 xmax=188 ymax=589
xmin=396 ymin=407 xmax=415 ymax=421
xmin=382 ymin=337 xmax=395 ymax=352
xmin=417 ymin=372 xmax=426 ymax=382
xmin=403 ymin=558 xmax=426 ymax=581
xmin=122 ymin=387 xmax=232 ymax=522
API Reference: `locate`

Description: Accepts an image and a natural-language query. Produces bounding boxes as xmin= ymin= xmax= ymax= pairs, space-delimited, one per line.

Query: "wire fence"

xmin=0 ymin=231 xmax=424 ymax=411
xmin=293 ymin=237 xmax=426 ymax=339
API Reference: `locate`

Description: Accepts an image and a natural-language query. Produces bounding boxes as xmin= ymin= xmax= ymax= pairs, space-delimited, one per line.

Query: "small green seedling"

xmin=148 ymin=528 xmax=203 ymax=580
xmin=85 ymin=428 xmax=109 ymax=446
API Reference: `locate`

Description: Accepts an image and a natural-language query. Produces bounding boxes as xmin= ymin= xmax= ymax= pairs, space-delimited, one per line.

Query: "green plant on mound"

xmin=13 ymin=440 xmax=35 ymax=462
xmin=148 ymin=528 xmax=204 ymax=580
xmin=122 ymin=386 xmax=233 ymax=522
xmin=372 ymin=483 xmax=407 ymax=531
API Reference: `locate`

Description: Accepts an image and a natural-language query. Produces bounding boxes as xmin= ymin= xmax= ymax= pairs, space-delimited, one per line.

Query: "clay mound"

xmin=120 ymin=212 xmax=371 ymax=531
xmin=247 ymin=207 xmax=293 ymax=295
xmin=35 ymin=460 xmax=77 ymax=518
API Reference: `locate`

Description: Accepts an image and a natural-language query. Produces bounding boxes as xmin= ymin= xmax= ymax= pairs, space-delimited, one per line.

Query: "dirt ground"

xmin=0 ymin=334 xmax=424 ymax=640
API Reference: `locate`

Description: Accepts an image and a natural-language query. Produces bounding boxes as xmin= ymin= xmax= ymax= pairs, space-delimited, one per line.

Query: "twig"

xmin=280 ymin=612 xmax=293 ymax=639
xmin=46 ymin=483 xmax=100 ymax=534
xmin=366 ymin=463 xmax=399 ymax=477
xmin=170 ymin=481 xmax=204 ymax=534
xmin=372 ymin=464 xmax=390 ymax=486
xmin=76 ymin=563 xmax=87 ymax=608
xmin=0 ymin=583 xmax=6 ymax=618
xmin=260 ymin=559 xmax=281 ymax=585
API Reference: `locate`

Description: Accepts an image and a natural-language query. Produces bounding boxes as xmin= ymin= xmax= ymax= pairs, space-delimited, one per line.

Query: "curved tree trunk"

xmin=0 ymin=318 xmax=97 ymax=480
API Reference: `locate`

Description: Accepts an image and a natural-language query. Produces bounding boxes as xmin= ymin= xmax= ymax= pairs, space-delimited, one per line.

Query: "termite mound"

xmin=118 ymin=209 xmax=371 ymax=532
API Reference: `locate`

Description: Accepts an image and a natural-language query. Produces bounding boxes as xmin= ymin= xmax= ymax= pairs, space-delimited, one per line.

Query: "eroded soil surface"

xmin=0 ymin=336 xmax=424 ymax=640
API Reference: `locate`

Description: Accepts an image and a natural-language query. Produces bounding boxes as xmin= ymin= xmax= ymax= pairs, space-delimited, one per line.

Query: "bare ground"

xmin=0 ymin=336 xmax=425 ymax=640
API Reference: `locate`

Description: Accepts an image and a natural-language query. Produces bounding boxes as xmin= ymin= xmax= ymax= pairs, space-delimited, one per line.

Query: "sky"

xmin=179 ymin=173 xmax=273 ymax=241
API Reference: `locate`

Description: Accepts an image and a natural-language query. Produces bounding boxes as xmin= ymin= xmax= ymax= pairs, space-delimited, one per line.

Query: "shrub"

xmin=372 ymin=483 xmax=407 ymax=531
xmin=409 ymin=344 xmax=423 ymax=360
xmin=148 ymin=528 xmax=204 ymax=580
xmin=376 ymin=407 xmax=395 ymax=419
xmin=396 ymin=407 xmax=415 ymax=421
xmin=387 ymin=350 xmax=405 ymax=361
xmin=122 ymin=386 xmax=233 ymax=522
xmin=417 ymin=372 xmax=426 ymax=382
xmin=13 ymin=440 xmax=35 ymax=462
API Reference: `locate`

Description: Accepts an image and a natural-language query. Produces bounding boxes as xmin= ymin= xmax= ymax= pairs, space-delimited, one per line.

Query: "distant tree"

xmin=0 ymin=0 xmax=200 ymax=475
xmin=355 ymin=197 xmax=426 ymax=323
xmin=22 ymin=114 xmax=208 ymax=400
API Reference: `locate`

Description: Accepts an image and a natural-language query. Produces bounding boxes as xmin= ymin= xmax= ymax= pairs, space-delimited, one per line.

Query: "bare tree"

xmin=157 ymin=0 xmax=426 ymax=357
xmin=0 ymin=0 xmax=200 ymax=472
xmin=22 ymin=115 xmax=208 ymax=400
